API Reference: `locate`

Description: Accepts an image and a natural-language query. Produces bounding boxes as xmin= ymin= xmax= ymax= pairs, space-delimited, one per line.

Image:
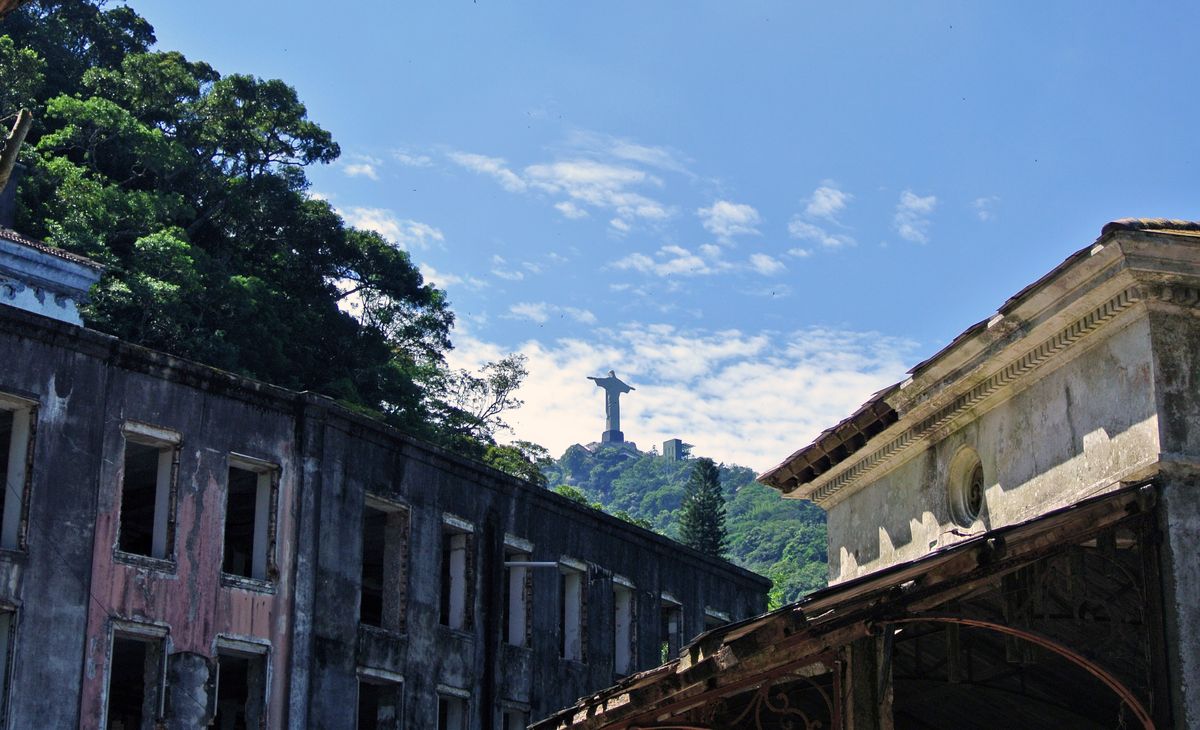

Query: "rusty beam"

xmin=885 ymin=616 xmax=1154 ymax=730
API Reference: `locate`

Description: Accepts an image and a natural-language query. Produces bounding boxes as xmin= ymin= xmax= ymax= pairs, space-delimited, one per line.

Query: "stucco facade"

xmin=0 ymin=246 xmax=768 ymax=728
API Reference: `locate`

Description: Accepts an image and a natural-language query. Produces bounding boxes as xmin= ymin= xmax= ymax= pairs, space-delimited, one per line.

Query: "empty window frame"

xmin=105 ymin=628 xmax=166 ymax=730
xmin=222 ymin=455 xmax=278 ymax=582
xmin=439 ymin=517 xmax=474 ymax=630
xmin=502 ymin=707 xmax=529 ymax=730
xmin=612 ymin=579 xmax=635 ymax=676
xmin=360 ymin=499 xmax=410 ymax=633
xmin=559 ymin=560 xmax=587 ymax=663
xmin=437 ymin=691 xmax=468 ymax=730
xmin=502 ymin=541 xmax=532 ymax=647
xmin=117 ymin=423 xmax=180 ymax=561
xmin=704 ymin=608 xmax=731 ymax=631
xmin=213 ymin=644 xmax=268 ymax=730
xmin=0 ymin=397 xmax=34 ymax=552
xmin=659 ymin=595 xmax=682 ymax=663
xmin=357 ymin=669 xmax=403 ymax=730
xmin=0 ymin=610 xmax=15 ymax=724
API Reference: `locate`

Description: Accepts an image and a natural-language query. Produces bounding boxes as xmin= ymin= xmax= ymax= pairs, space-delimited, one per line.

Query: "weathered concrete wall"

xmin=0 ymin=302 xmax=768 ymax=729
xmin=1146 ymin=304 xmax=1200 ymax=729
xmin=827 ymin=311 xmax=1159 ymax=584
xmin=0 ymin=307 xmax=301 ymax=726
xmin=292 ymin=404 xmax=768 ymax=728
xmin=0 ymin=315 xmax=109 ymax=727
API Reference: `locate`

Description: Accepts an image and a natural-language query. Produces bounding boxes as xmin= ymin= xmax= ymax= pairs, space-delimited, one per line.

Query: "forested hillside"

xmin=543 ymin=445 xmax=828 ymax=606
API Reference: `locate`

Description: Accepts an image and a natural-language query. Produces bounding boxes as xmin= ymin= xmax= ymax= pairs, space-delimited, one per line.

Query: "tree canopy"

xmin=0 ymin=0 xmax=524 ymax=452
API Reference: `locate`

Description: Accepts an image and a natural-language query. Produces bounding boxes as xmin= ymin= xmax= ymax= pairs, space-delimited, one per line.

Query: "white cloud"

xmin=564 ymin=307 xmax=597 ymax=325
xmin=698 ymin=200 xmax=761 ymax=241
xmin=563 ymin=130 xmax=692 ymax=175
xmin=340 ymin=207 xmax=445 ymax=250
xmin=526 ymin=159 xmax=669 ymax=229
xmin=973 ymin=196 xmax=1000 ymax=222
xmin=613 ymin=244 xmax=725 ymax=277
xmin=490 ymin=254 xmax=525 ymax=281
xmin=805 ymin=184 xmax=851 ymax=220
xmin=448 ymin=151 xmax=528 ymax=192
xmin=554 ymin=201 xmax=589 ymax=219
xmin=788 ymin=247 xmax=813 ymax=258
xmin=419 ymin=263 xmax=486 ymax=291
xmin=789 ymin=182 xmax=855 ymax=249
xmin=392 ymin=149 xmax=433 ymax=167
xmin=447 ymin=323 xmax=916 ymax=471
xmin=508 ymin=302 xmax=549 ymax=323
xmin=343 ymin=156 xmax=381 ymax=180
xmin=788 ymin=220 xmax=855 ymax=249
xmin=748 ymin=252 xmax=785 ymax=276
xmin=609 ymin=217 xmax=631 ymax=233
xmin=505 ymin=302 xmax=595 ymax=325
xmin=894 ymin=190 xmax=938 ymax=243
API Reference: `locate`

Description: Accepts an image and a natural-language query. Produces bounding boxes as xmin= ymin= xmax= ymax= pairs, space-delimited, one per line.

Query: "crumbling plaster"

xmin=828 ymin=311 xmax=1159 ymax=583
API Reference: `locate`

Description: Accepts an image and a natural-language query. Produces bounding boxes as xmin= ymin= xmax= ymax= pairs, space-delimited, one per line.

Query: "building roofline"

xmin=0 ymin=303 xmax=768 ymax=587
xmin=0 ymin=228 xmax=105 ymax=270
xmin=759 ymin=219 xmax=1200 ymax=496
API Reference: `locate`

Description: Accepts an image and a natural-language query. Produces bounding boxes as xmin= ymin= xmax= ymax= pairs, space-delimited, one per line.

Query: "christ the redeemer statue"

xmin=588 ymin=370 xmax=634 ymax=443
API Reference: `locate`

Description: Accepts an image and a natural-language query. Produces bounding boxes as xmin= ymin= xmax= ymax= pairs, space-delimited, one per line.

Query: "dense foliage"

xmin=543 ymin=445 xmax=828 ymax=606
xmin=678 ymin=457 xmax=728 ymax=558
xmin=0 ymin=0 xmax=520 ymax=453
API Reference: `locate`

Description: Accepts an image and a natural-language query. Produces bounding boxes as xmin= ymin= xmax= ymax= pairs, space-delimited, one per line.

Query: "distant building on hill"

xmin=661 ymin=438 xmax=691 ymax=462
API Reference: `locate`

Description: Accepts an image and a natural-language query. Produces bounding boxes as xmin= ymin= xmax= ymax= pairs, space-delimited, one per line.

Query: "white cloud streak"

xmin=448 ymin=151 xmax=528 ymax=192
xmin=973 ymin=195 xmax=999 ymax=222
xmin=789 ymin=182 xmax=855 ymax=249
xmin=340 ymin=207 xmax=445 ymax=250
xmin=698 ymin=200 xmax=762 ymax=241
xmin=894 ymin=190 xmax=938 ymax=243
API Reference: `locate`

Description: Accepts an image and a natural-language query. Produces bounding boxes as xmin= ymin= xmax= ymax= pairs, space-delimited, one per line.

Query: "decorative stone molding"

xmin=810 ymin=285 xmax=1143 ymax=505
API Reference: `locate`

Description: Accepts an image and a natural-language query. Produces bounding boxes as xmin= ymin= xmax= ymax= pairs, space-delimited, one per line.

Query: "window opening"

xmin=503 ymin=547 xmax=530 ymax=647
xmin=105 ymin=633 xmax=164 ymax=730
xmin=439 ymin=522 xmax=473 ymax=630
xmin=559 ymin=563 xmax=586 ymax=662
xmin=0 ymin=611 xmax=14 ymax=723
xmin=502 ymin=708 xmax=529 ymax=730
xmin=361 ymin=501 xmax=409 ymax=633
xmin=116 ymin=423 xmax=179 ymax=561
xmin=437 ymin=695 xmax=466 ymax=730
xmin=213 ymin=649 xmax=266 ymax=730
xmin=223 ymin=458 xmax=276 ymax=581
xmin=704 ymin=608 xmax=730 ymax=631
xmin=613 ymin=583 xmax=634 ymax=676
xmin=357 ymin=675 xmax=403 ymax=730
xmin=660 ymin=597 xmax=682 ymax=663
xmin=0 ymin=402 xmax=32 ymax=551
xmin=948 ymin=447 xmax=985 ymax=527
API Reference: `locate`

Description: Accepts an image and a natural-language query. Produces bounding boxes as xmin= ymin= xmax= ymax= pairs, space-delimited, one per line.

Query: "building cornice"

xmin=763 ymin=225 xmax=1200 ymax=507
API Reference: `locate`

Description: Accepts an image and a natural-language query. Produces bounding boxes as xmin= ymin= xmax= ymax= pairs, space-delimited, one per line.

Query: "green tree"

xmin=0 ymin=1 xmax=539 ymax=454
xmin=483 ymin=440 xmax=552 ymax=487
xmin=678 ymin=457 xmax=728 ymax=558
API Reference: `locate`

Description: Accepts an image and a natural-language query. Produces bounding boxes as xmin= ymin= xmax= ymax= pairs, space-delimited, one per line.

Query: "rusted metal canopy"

xmin=533 ymin=483 xmax=1158 ymax=730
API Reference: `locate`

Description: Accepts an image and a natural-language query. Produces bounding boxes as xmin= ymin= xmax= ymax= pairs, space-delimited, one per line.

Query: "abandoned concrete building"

xmin=536 ymin=219 xmax=1200 ymax=730
xmin=0 ymin=227 xmax=769 ymax=728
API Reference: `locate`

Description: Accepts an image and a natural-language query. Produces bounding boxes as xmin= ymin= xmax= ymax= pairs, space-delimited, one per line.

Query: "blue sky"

xmin=134 ymin=1 xmax=1200 ymax=470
